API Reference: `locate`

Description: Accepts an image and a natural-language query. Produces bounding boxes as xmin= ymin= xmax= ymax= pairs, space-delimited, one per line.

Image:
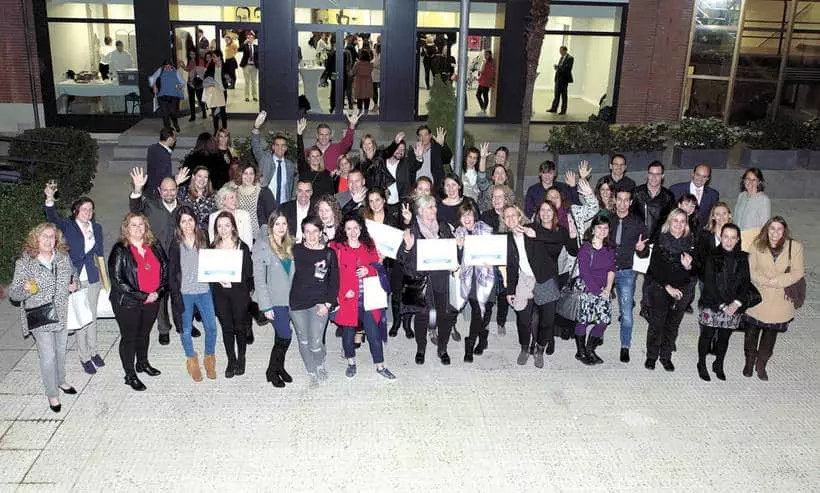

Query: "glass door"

xmin=416 ymin=30 xmax=458 ymax=117
xmin=219 ymin=25 xmax=260 ymax=114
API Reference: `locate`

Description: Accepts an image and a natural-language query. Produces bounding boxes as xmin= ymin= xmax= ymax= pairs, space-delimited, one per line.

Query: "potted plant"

xmin=671 ymin=117 xmax=741 ymax=169
xmin=740 ymin=118 xmax=807 ymax=170
xmin=610 ymin=122 xmax=668 ymax=171
xmin=804 ymin=118 xmax=820 ymax=169
xmin=546 ymin=120 xmax=611 ymax=173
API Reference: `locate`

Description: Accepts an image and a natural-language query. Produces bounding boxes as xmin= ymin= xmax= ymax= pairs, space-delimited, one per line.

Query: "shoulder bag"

xmin=25 ymin=261 xmax=59 ymax=330
xmin=783 ymin=240 xmax=806 ymax=309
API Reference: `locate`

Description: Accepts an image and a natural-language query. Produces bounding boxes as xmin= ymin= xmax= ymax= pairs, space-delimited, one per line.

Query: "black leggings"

xmin=357 ymin=98 xmax=371 ymax=111
xmin=212 ymin=285 xmax=250 ymax=364
xmin=698 ymin=324 xmax=732 ymax=366
xmin=372 ymin=82 xmax=380 ymax=105
xmin=113 ymin=302 xmax=160 ymax=376
xmin=514 ymin=299 xmax=557 ymax=347
xmin=476 ymin=85 xmax=490 ymax=111
xmin=415 ymin=289 xmax=454 ymax=356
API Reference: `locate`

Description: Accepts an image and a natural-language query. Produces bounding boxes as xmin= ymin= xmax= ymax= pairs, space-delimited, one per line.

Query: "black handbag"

xmin=401 ymin=276 xmax=428 ymax=308
xmin=25 ymin=303 xmax=59 ymax=330
xmin=783 ymin=240 xmax=806 ymax=309
xmin=556 ymin=256 xmax=584 ymax=322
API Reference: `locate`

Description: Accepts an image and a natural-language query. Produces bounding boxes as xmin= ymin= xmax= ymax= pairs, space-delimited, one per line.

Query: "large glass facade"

xmin=170 ymin=1 xmax=261 ymax=22
xmin=683 ymin=0 xmax=820 ymax=122
xmin=295 ymin=0 xmax=384 ymax=26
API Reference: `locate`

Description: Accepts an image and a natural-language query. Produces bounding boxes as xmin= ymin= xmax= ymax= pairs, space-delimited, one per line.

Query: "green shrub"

xmin=546 ymin=120 xmax=611 ymax=155
xmin=742 ymin=118 xmax=807 ymax=150
xmin=426 ymin=77 xmax=475 ymax=155
xmin=233 ymin=131 xmax=298 ymax=171
xmin=611 ymin=122 xmax=668 ymax=153
xmin=671 ymin=118 xmax=742 ymax=149
xmin=7 ymin=127 xmax=99 ymax=206
xmin=0 ymin=185 xmax=49 ymax=284
xmin=803 ymin=118 xmax=820 ymax=150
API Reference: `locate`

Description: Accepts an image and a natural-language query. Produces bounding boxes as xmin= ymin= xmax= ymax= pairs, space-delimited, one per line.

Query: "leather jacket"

xmin=108 ymin=242 xmax=168 ymax=308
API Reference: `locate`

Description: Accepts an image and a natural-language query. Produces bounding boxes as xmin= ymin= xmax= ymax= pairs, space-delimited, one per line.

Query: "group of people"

xmin=10 ymin=113 xmax=803 ymax=413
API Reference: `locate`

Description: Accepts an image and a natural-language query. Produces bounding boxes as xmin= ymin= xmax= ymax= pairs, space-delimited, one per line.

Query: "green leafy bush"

xmin=0 ymin=185 xmax=49 ymax=284
xmin=804 ymin=118 xmax=820 ymax=150
xmin=8 ymin=127 xmax=99 ymax=206
xmin=233 ymin=131 xmax=298 ymax=170
xmin=611 ymin=122 xmax=668 ymax=153
xmin=546 ymin=120 xmax=611 ymax=155
xmin=742 ymin=118 xmax=808 ymax=150
xmin=426 ymin=77 xmax=475 ymax=155
xmin=671 ymin=118 xmax=742 ymax=149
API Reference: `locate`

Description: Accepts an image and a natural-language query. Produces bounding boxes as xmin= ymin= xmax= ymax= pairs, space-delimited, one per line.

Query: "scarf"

xmin=417 ymin=218 xmax=440 ymax=240
xmin=455 ymin=221 xmax=496 ymax=309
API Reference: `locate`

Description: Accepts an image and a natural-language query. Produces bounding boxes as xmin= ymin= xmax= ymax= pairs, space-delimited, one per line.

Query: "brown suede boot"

xmin=186 ymin=354 xmax=203 ymax=382
xmin=203 ymin=354 xmax=216 ymax=380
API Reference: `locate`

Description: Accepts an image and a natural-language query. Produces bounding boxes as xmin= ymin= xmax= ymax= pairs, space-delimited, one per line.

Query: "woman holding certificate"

xmin=289 ymin=216 xmax=339 ymax=386
xmin=504 ymin=202 xmax=578 ymax=369
xmin=398 ymin=195 xmax=457 ymax=366
xmin=454 ymin=202 xmax=496 ymax=362
xmin=330 ymin=214 xmax=396 ymax=380
xmin=210 ymin=211 xmax=254 ymax=379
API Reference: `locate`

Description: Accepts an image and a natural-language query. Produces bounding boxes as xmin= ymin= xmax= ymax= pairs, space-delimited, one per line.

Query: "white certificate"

xmin=632 ymin=244 xmax=653 ymax=274
xmin=417 ymin=238 xmax=458 ymax=271
xmin=366 ymin=220 xmax=404 ymax=259
xmin=463 ymin=234 xmax=507 ymax=266
xmin=197 ymin=248 xmax=243 ymax=282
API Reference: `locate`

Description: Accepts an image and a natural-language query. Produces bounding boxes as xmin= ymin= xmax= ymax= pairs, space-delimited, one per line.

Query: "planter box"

xmin=803 ymin=150 xmax=820 ymax=170
xmin=555 ymin=153 xmax=609 ymax=173
xmin=672 ymin=148 xmax=730 ymax=169
xmin=740 ymin=148 xmax=805 ymax=170
xmin=617 ymin=151 xmax=665 ymax=171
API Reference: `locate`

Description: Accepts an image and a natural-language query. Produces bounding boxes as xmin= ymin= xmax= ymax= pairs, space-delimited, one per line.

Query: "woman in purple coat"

xmin=575 ymin=215 xmax=616 ymax=365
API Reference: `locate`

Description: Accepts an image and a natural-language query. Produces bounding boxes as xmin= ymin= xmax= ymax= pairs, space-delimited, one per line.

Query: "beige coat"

xmin=746 ymin=240 xmax=804 ymax=324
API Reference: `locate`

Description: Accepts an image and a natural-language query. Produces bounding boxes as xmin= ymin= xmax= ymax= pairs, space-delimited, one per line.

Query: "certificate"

xmin=417 ymin=238 xmax=458 ymax=271
xmin=197 ymin=248 xmax=243 ymax=282
xmin=463 ymin=234 xmax=507 ymax=266
xmin=366 ymin=220 xmax=404 ymax=259
xmin=632 ymin=244 xmax=653 ymax=274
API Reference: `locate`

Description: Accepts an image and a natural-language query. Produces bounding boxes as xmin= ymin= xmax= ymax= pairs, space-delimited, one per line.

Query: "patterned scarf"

xmin=417 ymin=217 xmax=440 ymax=240
xmin=456 ymin=220 xmax=497 ymax=309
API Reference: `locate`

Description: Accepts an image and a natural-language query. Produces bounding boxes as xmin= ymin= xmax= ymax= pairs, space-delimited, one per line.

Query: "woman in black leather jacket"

xmin=109 ymin=213 xmax=168 ymax=391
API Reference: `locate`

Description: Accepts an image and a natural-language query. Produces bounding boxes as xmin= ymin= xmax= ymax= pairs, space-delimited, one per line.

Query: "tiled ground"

xmin=0 ymin=165 xmax=818 ymax=491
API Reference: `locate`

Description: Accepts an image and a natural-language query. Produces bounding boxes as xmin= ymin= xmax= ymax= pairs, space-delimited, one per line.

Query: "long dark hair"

xmin=439 ymin=172 xmax=463 ymax=199
xmin=333 ymin=213 xmax=375 ymax=250
xmin=174 ymin=205 xmax=206 ymax=249
xmin=193 ymin=132 xmax=218 ymax=154
xmin=210 ymin=210 xmax=239 ymax=248
xmin=362 ymin=187 xmax=387 ymax=220
xmin=584 ymin=214 xmax=612 ymax=248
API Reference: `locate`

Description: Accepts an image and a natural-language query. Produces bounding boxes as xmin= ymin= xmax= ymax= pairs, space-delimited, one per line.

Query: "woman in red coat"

xmin=330 ymin=214 xmax=396 ymax=380
xmin=476 ymin=50 xmax=495 ymax=115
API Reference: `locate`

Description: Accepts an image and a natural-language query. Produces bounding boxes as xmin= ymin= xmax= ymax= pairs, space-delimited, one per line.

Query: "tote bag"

xmin=67 ymin=288 xmax=93 ymax=331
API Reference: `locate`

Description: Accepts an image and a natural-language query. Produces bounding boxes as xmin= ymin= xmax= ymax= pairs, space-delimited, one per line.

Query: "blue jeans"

xmin=342 ymin=308 xmax=384 ymax=364
xmin=614 ymin=269 xmax=637 ymax=348
xmin=268 ymin=306 xmax=291 ymax=339
xmin=181 ymin=291 xmax=218 ymax=358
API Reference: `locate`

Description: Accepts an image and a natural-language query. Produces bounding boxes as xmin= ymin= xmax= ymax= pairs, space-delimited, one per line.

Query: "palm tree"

xmin=515 ymin=0 xmax=551 ymax=197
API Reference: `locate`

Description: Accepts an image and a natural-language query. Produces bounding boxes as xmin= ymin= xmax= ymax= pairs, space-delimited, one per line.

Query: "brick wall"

xmin=0 ymin=0 xmax=40 ymax=104
xmin=617 ymin=0 xmax=694 ymax=123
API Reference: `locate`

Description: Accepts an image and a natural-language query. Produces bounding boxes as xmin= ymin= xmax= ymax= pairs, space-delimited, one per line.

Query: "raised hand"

xmin=635 ymin=234 xmax=649 ymax=252
xmin=403 ymin=229 xmax=415 ymax=250
xmin=479 ymin=142 xmax=490 ymax=159
xmin=175 ymin=167 xmax=191 ymax=186
xmin=44 ymin=182 xmax=56 ymax=201
xmin=254 ymin=110 xmax=267 ymax=129
xmin=564 ymin=170 xmax=577 ymax=188
xmin=577 ymin=178 xmax=593 ymax=197
xmin=395 ymin=131 xmax=406 ymax=144
xmin=578 ymin=160 xmax=591 ymax=180
xmin=346 ymin=110 xmax=361 ymax=128
xmin=414 ymin=141 xmax=425 ymax=158
xmin=568 ymin=220 xmax=578 ymax=239
xmin=681 ymin=252 xmax=693 ymax=270
xmin=296 ymin=117 xmax=307 ymax=136
xmin=435 ymin=127 xmax=447 ymax=146
xmin=130 ymin=167 xmax=147 ymax=193
xmin=401 ymin=203 xmax=412 ymax=224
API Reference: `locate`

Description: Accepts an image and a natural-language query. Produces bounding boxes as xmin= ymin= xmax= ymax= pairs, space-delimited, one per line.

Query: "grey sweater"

xmin=252 ymin=225 xmax=295 ymax=310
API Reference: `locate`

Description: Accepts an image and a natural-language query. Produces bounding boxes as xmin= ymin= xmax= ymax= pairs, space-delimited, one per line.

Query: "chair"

xmin=125 ymin=93 xmax=140 ymax=113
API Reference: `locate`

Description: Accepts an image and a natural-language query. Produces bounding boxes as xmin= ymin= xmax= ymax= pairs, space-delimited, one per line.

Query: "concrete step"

xmin=112 ymin=145 xmax=192 ymax=161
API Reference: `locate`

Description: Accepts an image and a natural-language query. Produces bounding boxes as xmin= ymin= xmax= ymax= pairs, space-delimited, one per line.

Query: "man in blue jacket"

xmin=145 ymin=127 xmax=176 ymax=199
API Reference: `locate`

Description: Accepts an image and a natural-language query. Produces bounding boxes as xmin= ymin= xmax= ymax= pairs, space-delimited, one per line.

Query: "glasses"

xmin=647 ymin=172 xmax=663 ymax=176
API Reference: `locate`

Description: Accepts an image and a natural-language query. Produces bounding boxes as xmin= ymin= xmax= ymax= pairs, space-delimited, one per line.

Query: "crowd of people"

xmin=10 ymin=112 xmax=804 ymax=412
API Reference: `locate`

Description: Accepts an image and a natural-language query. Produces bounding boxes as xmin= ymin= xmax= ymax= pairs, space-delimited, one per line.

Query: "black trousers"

xmin=212 ymin=285 xmax=250 ymax=364
xmin=415 ymin=289 xmax=454 ymax=356
xmin=357 ymin=98 xmax=371 ymax=111
xmin=550 ymin=81 xmax=569 ymax=113
xmin=212 ymin=90 xmax=228 ymax=134
xmin=158 ymin=96 xmax=180 ymax=130
xmin=372 ymin=82 xmax=380 ymax=105
xmin=698 ymin=324 xmax=732 ymax=366
xmin=224 ymin=58 xmax=238 ymax=88
xmin=423 ymin=59 xmax=432 ymax=89
xmin=114 ymin=302 xmax=160 ymax=376
xmin=476 ymin=86 xmax=490 ymax=111
xmin=495 ymin=288 xmax=510 ymax=327
xmin=344 ymin=75 xmax=354 ymax=109
xmin=188 ymin=85 xmax=205 ymax=117
xmin=514 ymin=299 xmax=557 ymax=347
xmin=156 ymin=292 xmax=173 ymax=334
xmin=645 ymin=283 xmax=686 ymax=361
xmin=744 ymin=325 xmax=779 ymax=364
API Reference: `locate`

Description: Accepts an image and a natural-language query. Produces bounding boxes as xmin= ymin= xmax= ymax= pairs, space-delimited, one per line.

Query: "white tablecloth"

xmin=299 ymin=67 xmax=325 ymax=113
xmin=55 ymin=81 xmax=138 ymax=98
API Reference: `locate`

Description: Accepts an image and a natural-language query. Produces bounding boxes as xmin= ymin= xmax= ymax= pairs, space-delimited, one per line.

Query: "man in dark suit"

xmin=405 ymin=125 xmax=452 ymax=187
xmin=381 ymin=131 xmax=423 ymax=205
xmin=251 ymin=111 xmax=297 ymax=206
xmin=239 ymin=31 xmax=259 ymax=102
xmin=279 ymin=179 xmax=315 ymax=241
xmin=548 ymin=46 xmax=574 ymax=115
xmin=145 ymin=127 xmax=176 ymax=198
xmin=669 ymin=163 xmax=720 ymax=227
xmin=196 ymin=29 xmax=209 ymax=58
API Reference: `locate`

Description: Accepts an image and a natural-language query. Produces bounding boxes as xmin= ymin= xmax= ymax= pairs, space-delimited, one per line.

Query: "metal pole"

xmin=453 ymin=0 xmax=470 ymax=176
xmin=723 ymin=1 xmax=749 ymax=123
xmin=20 ymin=0 xmax=41 ymax=128
xmin=771 ymin=0 xmax=799 ymax=121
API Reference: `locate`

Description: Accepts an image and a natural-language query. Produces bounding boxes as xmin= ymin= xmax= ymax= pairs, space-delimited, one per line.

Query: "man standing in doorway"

xmin=240 ymin=31 xmax=259 ymax=102
xmin=548 ymin=46 xmax=574 ymax=115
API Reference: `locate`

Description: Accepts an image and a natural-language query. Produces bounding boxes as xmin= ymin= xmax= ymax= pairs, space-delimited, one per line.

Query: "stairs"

xmin=108 ymin=134 xmax=198 ymax=170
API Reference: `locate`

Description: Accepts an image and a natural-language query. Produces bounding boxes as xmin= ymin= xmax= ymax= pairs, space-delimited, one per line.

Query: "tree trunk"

xmin=516 ymin=0 xmax=551 ymax=198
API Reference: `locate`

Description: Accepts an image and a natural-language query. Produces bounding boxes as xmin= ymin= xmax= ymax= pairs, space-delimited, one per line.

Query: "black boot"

xmin=389 ymin=301 xmax=401 ymax=337
xmin=246 ymin=324 xmax=255 ymax=346
xmin=403 ymin=314 xmax=415 ymax=339
xmin=464 ymin=337 xmax=474 ymax=363
xmin=574 ymin=335 xmax=593 ymax=365
xmin=267 ymin=342 xmax=284 ymax=388
xmin=586 ymin=335 xmax=604 ymax=365
xmin=743 ymin=355 xmax=755 ymax=378
xmin=474 ymin=329 xmax=489 ymax=355
xmin=277 ymin=337 xmax=293 ymax=383
xmin=697 ymin=362 xmax=711 ymax=381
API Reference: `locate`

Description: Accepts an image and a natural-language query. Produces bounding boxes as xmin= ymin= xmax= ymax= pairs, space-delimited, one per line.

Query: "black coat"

xmin=397 ymin=219 xmax=455 ymax=296
xmin=279 ymin=199 xmax=316 ymax=237
xmin=239 ymin=43 xmax=259 ymax=68
xmin=506 ymin=224 xmax=578 ymax=294
xmin=631 ymin=185 xmax=676 ymax=243
xmin=145 ymin=143 xmax=173 ymax=197
xmin=108 ymin=242 xmax=168 ymax=308
xmin=699 ymin=248 xmax=756 ymax=313
xmin=182 ymin=150 xmax=230 ymax=191
xmin=383 ymin=141 xmax=423 ymax=200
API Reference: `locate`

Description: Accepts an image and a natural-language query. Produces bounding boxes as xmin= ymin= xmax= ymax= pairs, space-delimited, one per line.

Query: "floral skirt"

xmin=578 ymin=292 xmax=612 ymax=325
xmin=698 ymin=308 xmax=742 ymax=329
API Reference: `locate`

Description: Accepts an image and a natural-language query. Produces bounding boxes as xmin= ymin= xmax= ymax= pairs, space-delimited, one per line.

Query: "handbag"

xmin=363 ymin=275 xmax=388 ymax=311
xmin=26 ymin=303 xmax=59 ymax=330
xmin=783 ymin=240 xmax=806 ymax=309
xmin=556 ymin=257 xmax=584 ymax=322
xmin=67 ymin=288 xmax=94 ymax=331
xmin=402 ymin=276 xmax=428 ymax=308
xmin=448 ymin=271 xmax=466 ymax=312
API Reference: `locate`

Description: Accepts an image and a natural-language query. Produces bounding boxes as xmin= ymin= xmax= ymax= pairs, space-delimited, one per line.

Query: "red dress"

xmin=478 ymin=60 xmax=496 ymax=88
xmin=330 ymin=241 xmax=382 ymax=327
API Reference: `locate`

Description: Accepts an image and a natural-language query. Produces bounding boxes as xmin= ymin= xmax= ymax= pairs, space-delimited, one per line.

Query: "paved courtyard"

xmin=0 ymin=165 xmax=818 ymax=492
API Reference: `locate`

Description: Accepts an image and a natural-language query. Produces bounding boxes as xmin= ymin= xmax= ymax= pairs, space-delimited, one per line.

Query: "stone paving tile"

xmin=0 ymin=420 xmax=11 ymax=438
xmin=0 ymin=450 xmax=39 ymax=483
xmin=0 ymin=421 xmax=59 ymax=450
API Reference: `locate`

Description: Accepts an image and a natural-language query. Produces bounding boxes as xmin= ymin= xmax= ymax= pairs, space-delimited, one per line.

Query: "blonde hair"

xmin=215 ymin=182 xmax=239 ymax=209
xmin=705 ymin=201 xmax=731 ymax=232
xmin=661 ymin=208 xmax=690 ymax=237
xmin=499 ymin=204 xmax=530 ymax=233
xmin=119 ymin=213 xmax=156 ymax=246
xmin=267 ymin=212 xmax=294 ymax=260
xmin=490 ymin=184 xmax=515 ymax=208
xmin=414 ymin=194 xmax=436 ymax=215
xmin=21 ymin=223 xmax=68 ymax=258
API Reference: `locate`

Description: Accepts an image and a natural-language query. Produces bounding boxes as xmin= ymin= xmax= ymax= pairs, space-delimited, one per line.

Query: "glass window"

xmin=795 ymin=1 xmax=820 ymax=31
xmin=49 ymin=22 xmax=139 ymax=115
xmin=47 ymin=1 xmax=134 ymax=19
xmin=683 ymin=78 xmax=728 ymax=118
xmin=743 ymin=0 xmax=791 ymax=30
xmin=546 ymin=5 xmax=622 ymax=33
xmin=532 ymin=34 xmax=619 ymax=122
xmin=170 ymin=2 xmax=261 ymax=22
xmin=416 ymin=2 xmax=505 ymax=29
xmin=295 ymin=0 xmax=384 ymax=26
xmin=729 ymin=80 xmax=777 ymax=123
xmin=416 ymin=33 xmax=500 ymax=118
xmin=738 ymin=29 xmax=783 ymax=79
xmin=694 ymin=0 xmax=742 ymax=28
xmin=690 ymin=26 xmax=737 ymax=76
